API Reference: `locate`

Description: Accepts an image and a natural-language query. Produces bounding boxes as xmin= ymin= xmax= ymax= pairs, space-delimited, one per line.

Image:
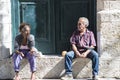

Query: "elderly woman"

xmin=61 ymin=17 xmax=99 ymax=80
xmin=12 ymin=23 xmax=36 ymax=80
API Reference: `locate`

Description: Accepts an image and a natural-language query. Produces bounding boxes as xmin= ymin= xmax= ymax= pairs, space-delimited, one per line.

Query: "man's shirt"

xmin=70 ymin=29 xmax=96 ymax=52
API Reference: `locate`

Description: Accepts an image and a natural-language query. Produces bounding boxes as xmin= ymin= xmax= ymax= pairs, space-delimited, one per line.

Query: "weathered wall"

xmin=0 ymin=0 xmax=13 ymax=79
xmin=97 ymin=0 xmax=120 ymax=78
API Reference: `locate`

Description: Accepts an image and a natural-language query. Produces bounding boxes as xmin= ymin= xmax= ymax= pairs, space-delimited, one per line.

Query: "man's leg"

xmin=26 ymin=52 xmax=36 ymax=80
xmin=87 ymin=50 xmax=99 ymax=79
xmin=12 ymin=53 xmax=23 ymax=80
xmin=61 ymin=51 xmax=75 ymax=80
xmin=65 ymin=51 xmax=75 ymax=74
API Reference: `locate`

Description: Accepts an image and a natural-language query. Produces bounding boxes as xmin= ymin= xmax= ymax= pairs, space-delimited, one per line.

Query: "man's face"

xmin=77 ymin=19 xmax=86 ymax=32
xmin=21 ymin=25 xmax=30 ymax=36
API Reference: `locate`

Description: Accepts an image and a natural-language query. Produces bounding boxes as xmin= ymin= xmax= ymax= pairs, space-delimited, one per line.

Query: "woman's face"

xmin=77 ymin=19 xmax=86 ymax=32
xmin=21 ymin=25 xmax=30 ymax=37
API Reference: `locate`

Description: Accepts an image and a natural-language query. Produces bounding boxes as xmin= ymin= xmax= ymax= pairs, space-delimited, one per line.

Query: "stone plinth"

xmin=0 ymin=55 xmax=120 ymax=79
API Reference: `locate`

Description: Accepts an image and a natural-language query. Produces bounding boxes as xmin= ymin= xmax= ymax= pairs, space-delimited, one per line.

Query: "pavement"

xmin=1 ymin=78 xmax=119 ymax=80
xmin=21 ymin=78 xmax=120 ymax=80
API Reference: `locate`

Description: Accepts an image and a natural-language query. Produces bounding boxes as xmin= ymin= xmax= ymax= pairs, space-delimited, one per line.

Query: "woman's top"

xmin=14 ymin=34 xmax=35 ymax=51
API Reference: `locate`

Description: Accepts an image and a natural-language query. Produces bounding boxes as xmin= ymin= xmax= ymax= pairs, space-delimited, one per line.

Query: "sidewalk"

xmin=21 ymin=78 xmax=119 ymax=80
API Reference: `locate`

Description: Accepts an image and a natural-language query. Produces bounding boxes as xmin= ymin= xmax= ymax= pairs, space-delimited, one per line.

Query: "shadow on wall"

xmin=0 ymin=45 xmax=14 ymax=79
xmin=102 ymin=36 xmax=120 ymax=57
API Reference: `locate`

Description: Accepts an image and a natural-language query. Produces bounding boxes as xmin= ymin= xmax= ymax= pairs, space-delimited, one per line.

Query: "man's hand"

xmin=81 ymin=49 xmax=92 ymax=58
xmin=75 ymin=51 xmax=83 ymax=58
xmin=81 ymin=52 xmax=88 ymax=58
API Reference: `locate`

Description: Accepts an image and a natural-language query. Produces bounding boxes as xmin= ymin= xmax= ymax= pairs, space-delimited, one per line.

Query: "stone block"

xmin=97 ymin=0 xmax=104 ymax=11
xmin=0 ymin=42 xmax=11 ymax=59
xmin=97 ymin=10 xmax=110 ymax=22
xmin=97 ymin=1 xmax=120 ymax=10
xmin=9 ymin=56 xmax=91 ymax=79
xmin=1 ymin=24 xmax=12 ymax=42
xmin=97 ymin=10 xmax=120 ymax=22
xmin=103 ymin=1 xmax=110 ymax=10
xmin=97 ymin=0 xmax=111 ymax=11
xmin=0 ymin=23 xmax=3 ymax=41
xmin=0 ymin=59 xmax=14 ymax=79
xmin=0 ymin=3 xmax=11 ymax=15
xmin=0 ymin=15 xmax=11 ymax=24
xmin=109 ymin=1 xmax=120 ymax=10
xmin=99 ymin=57 xmax=120 ymax=78
xmin=0 ymin=0 xmax=8 ymax=3
xmin=99 ymin=21 xmax=120 ymax=57
xmin=0 ymin=56 xmax=120 ymax=79
xmin=109 ymin=10 xmax=120 ymax=22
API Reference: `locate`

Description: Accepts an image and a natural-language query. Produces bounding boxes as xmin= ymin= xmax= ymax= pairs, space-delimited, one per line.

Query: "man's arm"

xmin=82 ymin=45 xmax=95 ymax=57
xmin=82 ymin=31 xmax=96 ymax=57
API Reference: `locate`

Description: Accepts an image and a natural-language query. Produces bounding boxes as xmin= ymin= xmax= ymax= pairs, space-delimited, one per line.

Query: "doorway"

xmin=11 ymin=0 xmax=96 ymax=54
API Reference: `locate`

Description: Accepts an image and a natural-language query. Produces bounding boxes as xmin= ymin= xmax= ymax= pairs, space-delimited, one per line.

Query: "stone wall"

xmin=97 ymin=0 xmax=120 ymax=58
xmin=0 ymin=0 xmax=13 ymax=79
xmin=97 ymin=0 xmax=120 ymax=78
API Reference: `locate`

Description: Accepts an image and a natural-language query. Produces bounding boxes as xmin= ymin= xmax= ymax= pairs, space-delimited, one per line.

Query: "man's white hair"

xmin=79 ymin=17 xmax=89 ymax=27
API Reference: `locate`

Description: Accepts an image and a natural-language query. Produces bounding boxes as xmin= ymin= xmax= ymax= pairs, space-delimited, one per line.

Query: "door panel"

xmin=19 ymin=0 xmax=55 ymax=54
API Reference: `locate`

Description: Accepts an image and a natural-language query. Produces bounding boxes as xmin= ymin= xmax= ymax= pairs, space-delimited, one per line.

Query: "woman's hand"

xmin=16 ymin=50 xmax=24 ymax=57
xmin=29 ymin=48 xmax=36 ymax=55
xmin=19 ymin=52 xmax=25 ymax=57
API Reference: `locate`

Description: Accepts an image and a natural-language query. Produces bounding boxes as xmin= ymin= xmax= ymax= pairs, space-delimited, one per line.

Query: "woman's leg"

xmin=30 ymin=72 xmax=35 ymax=80
xmin=26 ymin=52 xmax=36 ymax=80
xmin=12 ymin=53 xmax=23 ymax=80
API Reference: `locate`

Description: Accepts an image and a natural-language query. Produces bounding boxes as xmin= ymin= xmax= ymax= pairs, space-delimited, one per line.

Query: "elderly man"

xmin=61 ymin=17 xmax=99 ymax=80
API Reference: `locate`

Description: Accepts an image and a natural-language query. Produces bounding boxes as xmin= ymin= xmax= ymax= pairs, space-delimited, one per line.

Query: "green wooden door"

xmin=11 ymin=0 xmax=96 ymax=54
xmin=20 ymin=0 xmax=55 ymax=54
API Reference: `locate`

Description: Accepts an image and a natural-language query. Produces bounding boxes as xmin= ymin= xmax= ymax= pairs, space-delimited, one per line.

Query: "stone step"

xmin=21 ymin=78 xmax=119 ymax=80
xmin=13 ymin=55 xmax=120 ymax=79
xmin=0 ymin=55 xmax=120 ymax=79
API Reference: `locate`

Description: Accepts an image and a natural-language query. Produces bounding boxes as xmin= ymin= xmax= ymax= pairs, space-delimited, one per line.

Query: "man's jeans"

xmin=12 ymin=49 xmax=36 ymax=72
xmin=65 ymin=50 xmax=99 ymax=76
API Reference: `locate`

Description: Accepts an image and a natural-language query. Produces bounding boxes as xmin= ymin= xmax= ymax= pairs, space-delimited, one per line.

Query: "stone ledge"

xmin=0 ymin=55 xmax=120 ymax=79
